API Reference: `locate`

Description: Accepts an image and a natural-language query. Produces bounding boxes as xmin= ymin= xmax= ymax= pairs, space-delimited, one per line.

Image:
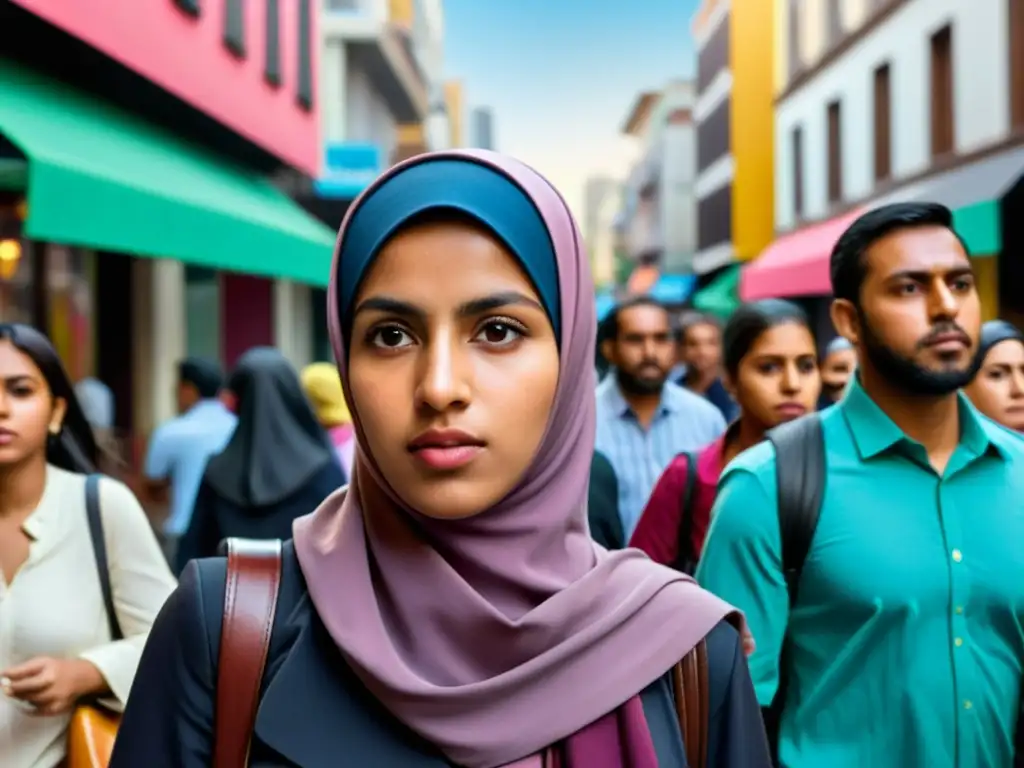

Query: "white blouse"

xmin=0 ymin=465 xmax=177 ymax=768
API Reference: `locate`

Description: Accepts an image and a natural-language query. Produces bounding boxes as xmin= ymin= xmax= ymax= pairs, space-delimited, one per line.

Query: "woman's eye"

xmin=896 ymin=283 xmax=919 ymax=295
xmin=371 ymin=326 xmax=413 ymax=349
xmin=986 ymin=369 xmax=1006 ymax=381
xmin=757 ymin=363 xmax=780 ymax=374
xmin=475 ymin=321 xmax=522 ymax=346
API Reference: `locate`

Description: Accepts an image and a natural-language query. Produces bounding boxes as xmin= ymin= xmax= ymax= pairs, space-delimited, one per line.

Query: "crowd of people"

xmin=0 ymin=148 xmax=1021 ymax=768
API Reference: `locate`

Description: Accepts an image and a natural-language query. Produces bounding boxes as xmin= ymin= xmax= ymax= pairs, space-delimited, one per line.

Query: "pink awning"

xmin=740 ymin=210 xmax=864 ymax=301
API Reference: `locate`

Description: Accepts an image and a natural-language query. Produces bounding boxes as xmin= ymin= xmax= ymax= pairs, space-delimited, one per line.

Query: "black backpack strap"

xmin=673 ymin=452 xmax=700 ymax=574
xmin=85 ymin=474 xmax=124 ymax=641
xmin=762 ymin=414 xmax=826 ymax=761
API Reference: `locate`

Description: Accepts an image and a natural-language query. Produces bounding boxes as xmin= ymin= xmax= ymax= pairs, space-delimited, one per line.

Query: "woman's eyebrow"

xmin=354 ymin=291 xmax=542 ymax=320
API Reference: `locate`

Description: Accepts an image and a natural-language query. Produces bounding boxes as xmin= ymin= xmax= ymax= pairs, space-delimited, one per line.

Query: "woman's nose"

xmin=415 ymin=334 xmax=472 ymax=412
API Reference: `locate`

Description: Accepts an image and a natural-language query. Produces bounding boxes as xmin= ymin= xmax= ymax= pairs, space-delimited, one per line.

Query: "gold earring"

xmin=48 ymin=423 xmax=60 ymax=435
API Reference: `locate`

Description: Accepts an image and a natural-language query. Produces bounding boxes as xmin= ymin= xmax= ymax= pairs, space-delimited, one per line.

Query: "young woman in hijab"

xmin=112 ymin=150 xmax=770 ymax=768
xmin=964 ymin=320 xmax=1024 ymax=432
xmin=630 ymin=301 xmax=820 ymax=570
xmin=301 ymin=361 xmax=356 ymax=479
xmin=173 ymin=348 xmax=344 ymax=572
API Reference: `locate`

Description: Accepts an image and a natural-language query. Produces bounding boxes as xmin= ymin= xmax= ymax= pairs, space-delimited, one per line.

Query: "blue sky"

xmin=443 ymin=0 xmax=700 ymax=217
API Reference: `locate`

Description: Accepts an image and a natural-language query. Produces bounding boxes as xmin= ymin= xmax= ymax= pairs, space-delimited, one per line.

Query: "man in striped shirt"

xmin=596 ymin=297 xmax=727 ymax=539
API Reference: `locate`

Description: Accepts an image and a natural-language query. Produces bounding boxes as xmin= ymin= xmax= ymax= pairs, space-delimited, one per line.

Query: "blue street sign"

xmin=314 ymin=142 xmax=382 ymax=199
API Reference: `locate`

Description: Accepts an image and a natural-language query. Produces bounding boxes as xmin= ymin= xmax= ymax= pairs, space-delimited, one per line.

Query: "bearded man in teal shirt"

xmin=698 ymin=202 xmax=1024 ymax=767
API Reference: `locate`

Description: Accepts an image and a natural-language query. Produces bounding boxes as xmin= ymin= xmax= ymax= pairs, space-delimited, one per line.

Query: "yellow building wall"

xmin=730 ymin=1 xmax=776 ymax=262
xmin=389 ymin=0 xmax=414 ymax=26
xmin=445 ymin=80 xmax=464 ymax=147
xmin=972 ymin=256 xmax=1000 ymax=321
xmin=397 ymin=124 xmax=425 ymax=144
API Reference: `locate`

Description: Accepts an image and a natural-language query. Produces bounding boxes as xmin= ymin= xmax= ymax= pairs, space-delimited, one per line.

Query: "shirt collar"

xmin=840 ymin=375 xmax=1008 ymax=462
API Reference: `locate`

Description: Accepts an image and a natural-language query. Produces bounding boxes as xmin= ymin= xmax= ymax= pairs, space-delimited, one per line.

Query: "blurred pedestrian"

xmin=596 ymin=297 xmax=727 ymax=540
xmin=676 ymin=313 xmax=738 ymax=422
xmin=112 ymin=150 xmax=770 ymax=768
xmin=0 ymin=323 xmax=174 ymax=768
xmin=142 ymin=357 xmax=236 ymax=567
xmin=300 ymin=361 xmax=356 ymax=480
xmin=75 ymin=375 xmax=125 ymax=475
xmin=630 ymin=299 xmax=820 ymax=571
xmin=174 ymin=348 xmax=344 ymax=572
xmin=587 ymin=450 xmax=624 ymax=549
xmin=963 ymin=320 xmax=1024 ymax=432
xmin=817 ymin=335 xmax=856 ymax=407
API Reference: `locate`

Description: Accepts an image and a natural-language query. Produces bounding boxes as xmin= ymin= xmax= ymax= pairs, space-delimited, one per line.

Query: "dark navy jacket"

xmin=111 ymin=542 xmax=771 ymax=767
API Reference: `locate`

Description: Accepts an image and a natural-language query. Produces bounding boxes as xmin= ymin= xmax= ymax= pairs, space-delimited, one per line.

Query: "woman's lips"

xmin=409 ymin=445 xmax=484 ymax=471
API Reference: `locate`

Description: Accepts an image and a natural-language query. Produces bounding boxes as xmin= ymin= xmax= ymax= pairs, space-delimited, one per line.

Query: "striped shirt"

xmin=595 ymin=377 xmax=727 ymax=538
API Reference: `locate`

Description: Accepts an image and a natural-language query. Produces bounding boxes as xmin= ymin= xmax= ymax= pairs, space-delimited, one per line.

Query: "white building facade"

xmin=746 ymin=0 xmax=1024 ymax=319
xmin=618 ymin=81 xmax=700 ymax=278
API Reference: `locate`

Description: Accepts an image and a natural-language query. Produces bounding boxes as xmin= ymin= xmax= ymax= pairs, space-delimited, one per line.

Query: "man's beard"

xmin=616 ymin=365 xmax=667 ymax=396
xmin=860 ymin=312 xmax=983 ymax=397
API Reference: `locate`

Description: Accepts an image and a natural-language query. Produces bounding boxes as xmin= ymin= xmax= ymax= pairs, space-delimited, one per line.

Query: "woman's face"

xmin=964 ymin=340 xmax=1024 ymax=431
xmin=347 ymin=218 xmax=560 ymax=520
xmin=731 ymin=322 xmax=820 ymax=429
xmin=0 ymin=340 xmax=65 ymax=468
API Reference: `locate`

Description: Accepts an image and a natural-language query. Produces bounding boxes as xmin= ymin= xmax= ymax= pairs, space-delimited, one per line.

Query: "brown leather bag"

xmin=211 ymin=538 xmax=710 ymax=768
xmin=213 ymin=538 xmax=283 ymax=768
xmin=67 ymin=475 xmax=122 ymax=768
xmin=673 ymin=640 xmax=710 ymax=768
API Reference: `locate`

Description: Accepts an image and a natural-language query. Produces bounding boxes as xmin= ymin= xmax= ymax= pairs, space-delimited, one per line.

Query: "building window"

xmin=788 ymin=0 xmax=801 ymax=80
xmin=697 ymin=185 xmax=732 ymax=251
xmin=930 ymin=25 xmax=954 ymax=158
xmin=697 ymin=99 xmax=731 ymax=173
xmin=224 ymin=0 xmax=245 ymax=58
xmin=873 ymin=63 xmax=892 ymax=181
xmin=697 ymin=18 xmax=729 ymax=94
xmin=265 ymin=0 xmax=282 ymax=86
xmin=1010 ymin=0 xmax=1024 ymax=128
xmin=297 ymin=0 xmax=314 ymax=110
xmin=792 ymin=126 xmax=804 ymax=218
xmin=827 ymin=101 xmax=842 ymax=204
xmin=173 ymin=0 xmax=200 ymax=17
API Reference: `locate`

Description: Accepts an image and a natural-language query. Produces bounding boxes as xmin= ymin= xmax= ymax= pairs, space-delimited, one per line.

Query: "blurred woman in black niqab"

xmin=174 ymin=347 xmax=345 ymax=573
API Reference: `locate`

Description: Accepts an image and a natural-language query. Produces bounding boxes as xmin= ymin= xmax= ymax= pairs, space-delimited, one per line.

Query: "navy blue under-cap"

xmin=335 ymin=158 xmax=560 ymax=339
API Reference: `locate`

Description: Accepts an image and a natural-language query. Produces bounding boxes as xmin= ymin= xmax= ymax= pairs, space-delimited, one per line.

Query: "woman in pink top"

xmin=301 ymin=362 xmax=356 ymax=480
xmin=630 ymin=300 xmax=822 ymax=570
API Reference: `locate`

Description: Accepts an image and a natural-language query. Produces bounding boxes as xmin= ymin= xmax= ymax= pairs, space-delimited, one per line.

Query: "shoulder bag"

xmin=67 ymin=475 xmax=122 ymax=768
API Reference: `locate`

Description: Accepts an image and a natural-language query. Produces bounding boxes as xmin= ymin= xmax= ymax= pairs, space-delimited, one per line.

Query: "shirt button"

xmin=952 ymin=549 xmax=963 ymax=563
xmin=955 ymin=637 xmax=964 ymax=647
xmin=964 ymin=700 xmax=973 ymax=710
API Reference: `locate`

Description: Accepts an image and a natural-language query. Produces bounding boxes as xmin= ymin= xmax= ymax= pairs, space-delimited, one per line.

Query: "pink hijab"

xmin=293 ymin=149 xmax=739 ymax=767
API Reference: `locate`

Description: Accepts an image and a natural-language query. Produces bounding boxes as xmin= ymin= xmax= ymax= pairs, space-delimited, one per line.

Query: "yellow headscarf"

xmin=300 ymin=362 xmax=351 ymax=427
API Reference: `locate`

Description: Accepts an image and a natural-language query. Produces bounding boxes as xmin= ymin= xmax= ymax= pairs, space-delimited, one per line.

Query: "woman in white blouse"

xmin=0 ymin=324 xmax=177 ymax=768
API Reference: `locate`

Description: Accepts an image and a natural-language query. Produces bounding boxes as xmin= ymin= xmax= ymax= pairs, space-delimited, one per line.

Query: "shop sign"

xmin=314 ymin=142 xmax=382 ymax=200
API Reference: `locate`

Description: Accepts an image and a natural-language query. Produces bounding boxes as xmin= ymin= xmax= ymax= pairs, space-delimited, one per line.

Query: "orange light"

xmin=0 ymin=239 xmax=22 ymax=280
xmin=14 ymin=199 xmax=27 ymax=221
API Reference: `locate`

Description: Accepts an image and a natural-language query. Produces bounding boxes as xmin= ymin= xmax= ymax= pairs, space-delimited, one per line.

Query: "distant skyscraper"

xmin=469 ymin=107 xmax=495 ymax=150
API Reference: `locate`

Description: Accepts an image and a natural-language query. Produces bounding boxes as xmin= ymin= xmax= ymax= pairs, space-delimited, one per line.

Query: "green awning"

xmin=692 ymin=264 xmax=740 ymax=319
xmin=0 ymin=59 xmax=335 ymax=286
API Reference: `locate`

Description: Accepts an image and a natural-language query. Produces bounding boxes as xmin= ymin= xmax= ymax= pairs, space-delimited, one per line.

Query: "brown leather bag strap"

xmin=214 ymin=538 xmax=283 ymax=768
xmin=672 ymin=639 xmax=710 ymax=768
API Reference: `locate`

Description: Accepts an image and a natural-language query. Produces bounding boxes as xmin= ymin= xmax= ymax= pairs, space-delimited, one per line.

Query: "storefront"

xmin=0 ymin=56 xmax=336 ymax=432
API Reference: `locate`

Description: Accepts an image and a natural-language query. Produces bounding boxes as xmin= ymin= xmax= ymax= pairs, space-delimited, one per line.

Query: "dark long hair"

xmin=0 ymin=323 xmax=98 ymax=474
xmin=722 ymin=299 xmax=814 ymax=378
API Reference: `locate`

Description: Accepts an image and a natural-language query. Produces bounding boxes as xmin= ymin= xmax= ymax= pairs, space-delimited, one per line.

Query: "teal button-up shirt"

xmin=696 ymin=377 xmax=1024 ymax=767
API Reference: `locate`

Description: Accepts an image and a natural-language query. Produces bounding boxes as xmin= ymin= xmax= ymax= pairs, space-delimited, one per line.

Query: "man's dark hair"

xmin=602 ymin=296 xmax=668 ymax=341
xmin=178 ymin=357 xmax=223 ymax=399
xmin=830 ymin=202 xmax=969 ymax=304
xmin=677 ymin=312 xmax=721 ymax=344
